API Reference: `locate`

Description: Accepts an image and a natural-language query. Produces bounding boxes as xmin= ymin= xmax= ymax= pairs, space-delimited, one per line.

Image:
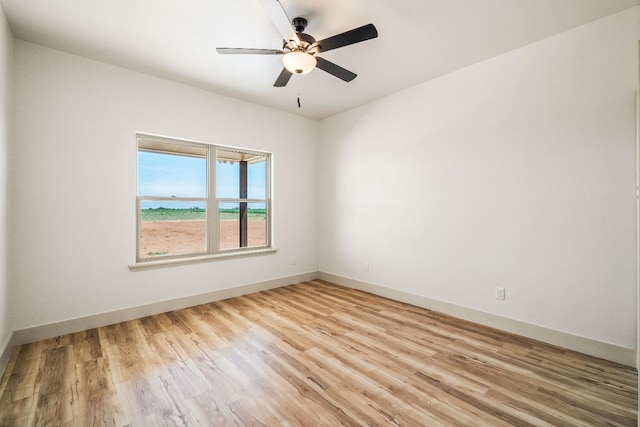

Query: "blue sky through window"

xmin=138 ymin=151 xmax=206 ymax=198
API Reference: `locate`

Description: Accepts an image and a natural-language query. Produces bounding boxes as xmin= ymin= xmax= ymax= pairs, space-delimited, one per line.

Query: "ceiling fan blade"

xmin=315 ymin=57 xmax=357 ymax=82
xmin=259 ymin=0 xmax=300 ymax=46
xmin=274 ymin=67 xmax=293 ymax=87
xmin=314 ymin=24 xmax=378 ymax=53
xmin=216 ymin=48 xmax=284 ymax=55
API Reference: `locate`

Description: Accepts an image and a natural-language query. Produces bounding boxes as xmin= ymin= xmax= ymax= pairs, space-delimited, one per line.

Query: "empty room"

xmin=0 ymin=0 xmax=639 ymax=425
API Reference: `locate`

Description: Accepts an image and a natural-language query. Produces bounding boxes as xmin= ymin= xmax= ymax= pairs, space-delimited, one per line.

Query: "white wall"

xmin=6 ymin=6 xmax=639 ymax=357
xmin=0 ymin=6 xmax=12 ymax=354
xmin=9 ymin=41 xmax=318 ymax=330
xmin=318 ymin=7 xmax=640 ymax=350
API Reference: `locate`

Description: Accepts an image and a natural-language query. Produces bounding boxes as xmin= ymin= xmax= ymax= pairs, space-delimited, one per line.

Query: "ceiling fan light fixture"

xmin=283 ymin=51 xmax=317 ymax=75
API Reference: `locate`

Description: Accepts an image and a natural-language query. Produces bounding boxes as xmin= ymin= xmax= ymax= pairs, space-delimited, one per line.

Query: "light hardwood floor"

xmin=0 ymin=280 xmax=637 ymax=426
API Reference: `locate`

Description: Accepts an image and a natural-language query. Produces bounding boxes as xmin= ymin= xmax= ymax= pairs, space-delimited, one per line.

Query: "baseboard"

xmin=0 ymin=330 xmax=13 ymax=377
xmin=7 ymin=270 xmax=637 ymax=368
xmin=318 ymin=272 xmax=637 ymax=367
xmin=11 ymin=272 xmax=317 ymax=347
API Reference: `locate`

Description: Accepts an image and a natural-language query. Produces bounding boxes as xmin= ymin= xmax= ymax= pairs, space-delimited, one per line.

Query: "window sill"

xmin=129 ymin=247 xmax=278 ymax=271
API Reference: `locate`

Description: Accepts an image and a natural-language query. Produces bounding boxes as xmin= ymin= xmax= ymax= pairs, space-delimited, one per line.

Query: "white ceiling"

xmin=1 ymin=0 xmax=637 ymax=119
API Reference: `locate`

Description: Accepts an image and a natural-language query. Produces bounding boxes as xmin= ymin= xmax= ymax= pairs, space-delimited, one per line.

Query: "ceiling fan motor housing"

xmin=284 ymin=31 xmax=317 ymax=54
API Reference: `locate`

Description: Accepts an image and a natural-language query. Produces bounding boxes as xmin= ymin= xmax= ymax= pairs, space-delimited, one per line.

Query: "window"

xmin=136 ymin=133 xmax=272 ymax=264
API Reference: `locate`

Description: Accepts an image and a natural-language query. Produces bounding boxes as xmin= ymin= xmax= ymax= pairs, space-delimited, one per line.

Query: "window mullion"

xmin=208 ymin=146 xmax=218 ymax=254
xmin=217 ymin=198 xmax=267 ymax=204
xmin=138 ymin=196 xmax=207 ymax=202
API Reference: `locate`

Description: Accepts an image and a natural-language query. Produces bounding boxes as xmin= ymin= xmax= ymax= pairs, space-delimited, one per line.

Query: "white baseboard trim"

xmin=6 ymin=271 xmax=636 ymax=368
xmin=0 ymin=330 xmax=14 ymax=377
xmin=11 ymin=272 xmax=317 ymax=347
xmin=318 ymin=272 xmax=637 ymax=367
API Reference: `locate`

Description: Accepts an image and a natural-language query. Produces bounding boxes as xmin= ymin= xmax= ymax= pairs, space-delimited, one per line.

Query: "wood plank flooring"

xmin=0 ymin=280 xmax=637 ymax=426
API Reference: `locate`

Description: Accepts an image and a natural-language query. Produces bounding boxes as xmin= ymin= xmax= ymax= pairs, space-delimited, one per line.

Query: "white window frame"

xmin=131 ymin=133 xmax=275 ymax=270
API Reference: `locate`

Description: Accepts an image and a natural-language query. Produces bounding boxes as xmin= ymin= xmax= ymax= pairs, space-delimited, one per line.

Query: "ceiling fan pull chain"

xmin=297 ymin=75 xmax=302 ymax=108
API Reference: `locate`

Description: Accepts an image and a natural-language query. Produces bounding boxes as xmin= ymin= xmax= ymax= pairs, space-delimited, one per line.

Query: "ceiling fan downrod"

xmin=292 ymin=17 xmax=307 ymax=33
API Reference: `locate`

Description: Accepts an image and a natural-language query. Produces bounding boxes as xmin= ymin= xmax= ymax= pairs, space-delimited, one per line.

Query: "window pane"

xmin=216 ymin=160 xmax=239 ymax=198
xmin=139 ymin=200 xmax=206 ymax=259
xmin=248 ymin=157 xmax=267 ymax=199
xmin=218 ymin=202 xmax=267 ymax=250
xmin=247 ymin=202 xmax=267 ymax=247
xmin=138 ymin=151 xmax=206 ymax=197
xmin=219 ymin=202 xmax=239 ymax=249
xmin=216 ymin=152 xmax=268 ymax=200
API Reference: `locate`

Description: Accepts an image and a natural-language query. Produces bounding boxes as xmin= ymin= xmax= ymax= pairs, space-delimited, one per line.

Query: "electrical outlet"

xmin=495 ymin=287 xmax=506 ymax=301
xmin=292 ymin=256 xmax=297 ymax=266
xmin=364 ymin=262 xmax=369 ymax=272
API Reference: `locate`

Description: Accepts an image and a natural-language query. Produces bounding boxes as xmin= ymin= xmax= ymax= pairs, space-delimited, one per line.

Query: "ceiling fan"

xmin=216 ymin=0 xmax=378 ymax=87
